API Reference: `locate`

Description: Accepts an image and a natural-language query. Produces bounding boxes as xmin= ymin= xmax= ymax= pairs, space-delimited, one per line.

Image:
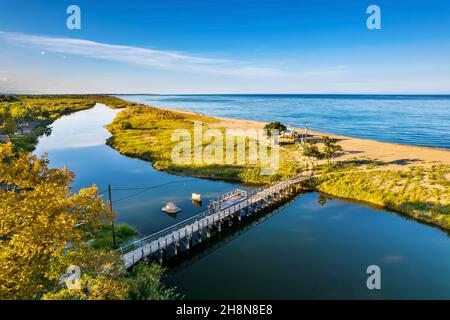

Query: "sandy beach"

xmin=205 ymin=113 xmax=450 ymax=170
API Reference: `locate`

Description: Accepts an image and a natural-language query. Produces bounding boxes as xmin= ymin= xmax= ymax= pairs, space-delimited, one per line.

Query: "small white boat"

xmin=161 ymin=201 xmax=181 ymax=214
xmin=192 ymin=193 xmax=201 ymax=201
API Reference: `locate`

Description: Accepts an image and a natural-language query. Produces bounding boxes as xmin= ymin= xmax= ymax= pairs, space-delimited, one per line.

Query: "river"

xmin=34 ymin=103 xmax=450 ymax=299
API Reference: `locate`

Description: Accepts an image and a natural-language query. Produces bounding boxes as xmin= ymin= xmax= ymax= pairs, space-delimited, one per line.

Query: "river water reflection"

xmin=34 ymin=104 xmax=450 ymax=299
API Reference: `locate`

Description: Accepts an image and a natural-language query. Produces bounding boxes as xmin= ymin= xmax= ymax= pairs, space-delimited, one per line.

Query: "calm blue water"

xmin=119 ymin=94 xmax=450 ymax=149
xmin=33 ymin=104 xmax=450 ymax=299
xmin=34 ymin=104 xmax=248 ymax=236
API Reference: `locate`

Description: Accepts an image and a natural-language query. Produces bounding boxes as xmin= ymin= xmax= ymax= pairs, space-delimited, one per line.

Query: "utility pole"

xmin=108 ymin=184 xmax=117 ymax=248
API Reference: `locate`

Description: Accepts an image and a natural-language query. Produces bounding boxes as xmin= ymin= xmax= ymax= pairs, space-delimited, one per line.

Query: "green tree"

xmin=13 ymin=103 xmax=34 ymax=134
xmin=301 ymin=139 xmax=323 ymax=168
xmin=119 ymin=120 xmax=133 ymax=130
xmin=322 ymin=136 xmax=343 ymax=165
xmin=3 ymin=116 xmax=17 ymax=138
xmin=264 ymin=121 xmax=287 ymax=137
xmin=0 ymin=95 xmax=18 ymax=102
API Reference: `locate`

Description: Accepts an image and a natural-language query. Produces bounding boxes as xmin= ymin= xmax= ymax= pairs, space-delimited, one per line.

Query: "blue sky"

xmin=0 ymin=0 xmax=449 ymax=94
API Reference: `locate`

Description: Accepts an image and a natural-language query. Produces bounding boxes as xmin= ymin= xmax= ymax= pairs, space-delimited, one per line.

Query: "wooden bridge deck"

xmin=119 ymin=175 xmax=310 ymax=268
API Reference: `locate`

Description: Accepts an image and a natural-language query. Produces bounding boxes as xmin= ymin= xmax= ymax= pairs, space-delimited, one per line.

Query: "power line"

xmin=112 ymin=188 xmax=152 ymax=204
xmin=97 ymin=189 xmax=108 ymax=195
xmin=110 ymin=179 xmax=198 ymax=191
xmin=108 ymin=179 xmax=199 ymax=204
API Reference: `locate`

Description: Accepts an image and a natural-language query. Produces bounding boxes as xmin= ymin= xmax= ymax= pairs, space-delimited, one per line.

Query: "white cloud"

xmin=305 ymin=65 xmax=348 ymax=77
xmin=0 ymin=30 xmax=284 ymax=77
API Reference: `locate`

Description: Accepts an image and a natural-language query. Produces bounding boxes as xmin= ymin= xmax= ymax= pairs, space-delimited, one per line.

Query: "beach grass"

xmin=106 ymin=104 xmax=300 ymax=184
xmin=105 ymin=98 xmax=449 ymax=230
xmin=3 ymin=95 xmax=449 ymax=231
xmin=303 ymin=164 xmax=450 ymax=230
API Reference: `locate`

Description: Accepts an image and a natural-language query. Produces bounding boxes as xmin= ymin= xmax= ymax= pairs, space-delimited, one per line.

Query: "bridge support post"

xmin=185 ymin=237 xmax=191 ymax=250
xmin=173 ymin=241 xmax=179 ymax=256
xmin=197 ymin=230 xmax=202 ymax=243
xmin=217 ymin=220 xmax=222 ymax=232
xmin=206 ymin=226 xmax=211 ymax=238
xmin=159 ymin=249 xmax=165 ymax=265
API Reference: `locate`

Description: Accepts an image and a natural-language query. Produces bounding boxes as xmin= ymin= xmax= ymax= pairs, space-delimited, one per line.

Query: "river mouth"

xmin=34 ymin=104 xmax=450 ymax=299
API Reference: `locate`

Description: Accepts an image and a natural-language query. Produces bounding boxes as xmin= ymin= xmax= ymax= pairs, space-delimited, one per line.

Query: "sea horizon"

xmin=2 ymin=0 xmax=450 ymax=304
xmin=119 ymin=94 xmax=450 ymax=150
xmin=3 ymin=92 xmax=450 ymax=98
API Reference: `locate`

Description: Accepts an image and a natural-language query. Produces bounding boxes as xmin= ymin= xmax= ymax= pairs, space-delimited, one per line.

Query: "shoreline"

xmin=158 ymin=105 xmax=450 ymax=169
xmin=209 ymin=115 xmax=450 ymax=169
xmin=3 ymin=94 xmax=447 ymax=232
xmin=105 ymin=99 xmax=450 ymax=231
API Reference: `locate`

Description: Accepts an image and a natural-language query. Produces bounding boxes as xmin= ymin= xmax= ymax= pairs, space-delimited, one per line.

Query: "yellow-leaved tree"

xmin=0 ymin=143 xmax=125 ymax=299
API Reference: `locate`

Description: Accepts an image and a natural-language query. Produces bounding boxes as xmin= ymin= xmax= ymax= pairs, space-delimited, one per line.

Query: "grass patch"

xmin=91 ymin=223 xmax=139 ymax=250
xmin=107 ymin=105 xmax=300 ymax=184
xmin=303 ymin=165 xmax=450 ymax=230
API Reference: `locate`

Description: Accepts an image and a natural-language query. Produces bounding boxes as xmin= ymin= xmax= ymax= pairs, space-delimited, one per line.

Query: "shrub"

xmin=127 ymin=262 xmax=179 ymax=300
xmin=119 ymin=120 xmax=133 ymax=130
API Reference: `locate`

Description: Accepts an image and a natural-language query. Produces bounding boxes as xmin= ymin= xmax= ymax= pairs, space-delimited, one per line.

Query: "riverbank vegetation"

xmin=2 ymin=94 xmax=449 ymax=240
xmin=91 ymin=223 xmax=139 ymax=249
xmin=0 ymin=143 xmax=177 ymax=300
xmin=0 ymin=95 xmax=132 ymax=151
xmin=107 ymin=105 xmax=300 ymax=184
xmin=104 ymin=98 xmax=450 ymax=231
xmin=303 ymin=162 xmax=450 ymax=230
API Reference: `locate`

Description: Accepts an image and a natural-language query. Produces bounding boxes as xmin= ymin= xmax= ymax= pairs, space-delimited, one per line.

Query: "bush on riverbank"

xmin=127 ymin=262 xmax=180 ymax=300
xmin=10 ymin=121 xmax=52 ymax=151
xmin=91 ymin=223 xmax=139 ymax=249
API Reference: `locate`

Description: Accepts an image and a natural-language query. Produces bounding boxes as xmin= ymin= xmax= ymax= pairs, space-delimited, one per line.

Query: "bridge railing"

xmin=117 ymin=208 xmax=212 ymax=255
xmin=118 ymin=174 xmax=309 ymax=256
xmin=117 ymin=190 xmax=250 ymax=255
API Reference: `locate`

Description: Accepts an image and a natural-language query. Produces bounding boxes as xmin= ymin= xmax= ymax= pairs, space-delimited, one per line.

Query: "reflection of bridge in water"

xmin=118 ymin=174 xmax=311 ymax=269
xmin=166 ymin=193 xmax=303 ymax=272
